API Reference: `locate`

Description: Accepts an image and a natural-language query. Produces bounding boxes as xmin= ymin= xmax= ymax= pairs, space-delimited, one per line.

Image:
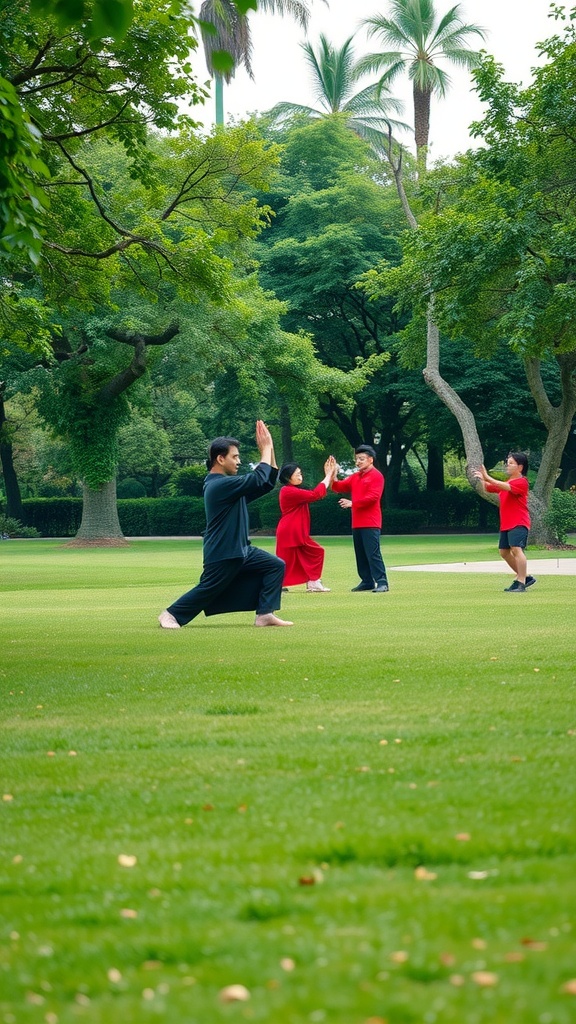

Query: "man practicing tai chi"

xmin=159 ymin=421 xmax=293 ymax=628
xmin=331 ymin=444 xmax=390 ymax=593
xmin=475 ymin=452 xmax=535 ymax=593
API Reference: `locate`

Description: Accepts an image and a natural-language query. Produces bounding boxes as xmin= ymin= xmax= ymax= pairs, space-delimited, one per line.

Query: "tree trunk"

xmin=0 ymin=391 xmax=24 ymax=521
xmin=524 ymin=353 xmax=576 ymax=543
xmin=414 ymin=85 xmax=431 ymax=176
xmin=279 ymin=399 xmax=294 ymax=463
xmin=426 ymin=441 xmax=445 ymax=491
xmin=215 ymin=73 xmax=224 ymax=126
xmin=69 ymin=479 xmax=128 ymax=546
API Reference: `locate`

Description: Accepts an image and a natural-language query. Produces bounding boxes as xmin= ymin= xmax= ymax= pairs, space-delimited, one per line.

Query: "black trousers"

xmin=167 ymin=546 xmax=285 ymax=626
xmin=352 ymin=527 xmax=388 ymax=587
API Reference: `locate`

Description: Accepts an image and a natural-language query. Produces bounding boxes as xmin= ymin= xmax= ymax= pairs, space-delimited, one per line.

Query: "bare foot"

xmin=254 ymin=613 xmax=294 ymax=627
xmin=158 ymin=610 xmax=181 ymax=629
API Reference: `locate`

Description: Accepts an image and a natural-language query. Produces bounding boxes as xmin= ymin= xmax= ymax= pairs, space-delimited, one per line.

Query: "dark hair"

xmin=355 ymin=444 xmax=377 ymax=460
xmin=207 ymin=436 xmax=240 ymax=470
xmin=508 ymin=451 xmax=528 ymax=476
xmin=279 ymin=462 xmax=300 ymax=485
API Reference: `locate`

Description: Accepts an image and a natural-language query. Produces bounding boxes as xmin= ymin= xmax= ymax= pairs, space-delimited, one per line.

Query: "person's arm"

xmin=474 ymin=465 xmax=511 ymax=492
xmin=256 ymin=419 xmax=277 ymax=469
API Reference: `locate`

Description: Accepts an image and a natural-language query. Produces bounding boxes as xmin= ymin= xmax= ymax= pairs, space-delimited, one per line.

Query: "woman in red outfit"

xmin=276 ymin=457 xmax=336 ymax=592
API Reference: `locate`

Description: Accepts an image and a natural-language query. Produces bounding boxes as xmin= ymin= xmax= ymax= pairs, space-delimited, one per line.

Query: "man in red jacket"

xmin=331 ymin=445 xmax=389 ymax=593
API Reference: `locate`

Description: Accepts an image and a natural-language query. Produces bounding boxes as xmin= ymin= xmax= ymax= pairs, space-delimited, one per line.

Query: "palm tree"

xmin=199 ymin=0 xmax=320 ymax=125
xmin=267 ymin=34 xmax=408 ymax=154
xmin=357 ymin=0 xmax=485 ymax=172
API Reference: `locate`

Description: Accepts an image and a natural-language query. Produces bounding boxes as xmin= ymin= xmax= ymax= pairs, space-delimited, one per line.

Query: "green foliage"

xmin=21 ymin=497 xmax=83 ymax=536
xmin=0 ymin=512 xmax=39 ymax=538
xmin=544 ymin=486 xmax=576 ymax=545
xmin=169 ymin=464 xmax=208 ymax=497
xmin=37 ymin=358 xmax=131 ymax=489
xmin=116 ymin=477 xmax=147 ymax=498
xmin=0 ymin=77 xmax=49 ymax=261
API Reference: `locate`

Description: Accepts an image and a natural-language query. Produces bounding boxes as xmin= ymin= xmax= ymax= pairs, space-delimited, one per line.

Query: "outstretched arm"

xmin=474 ymin=465 xmax=511 ymax=492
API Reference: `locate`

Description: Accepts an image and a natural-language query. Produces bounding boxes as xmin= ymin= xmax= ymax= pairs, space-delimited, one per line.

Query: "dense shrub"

xmin=22 ymin=498 xmax=82 ymax=536
xmin=544 ymin=487 xmax=576 ymax=544
xmin=396 ymin=487 xmax=499 ymax=531
xmin=0 ymin=513 xmax=40 ymax=538
xmin=117 ymin=477 xmax=147 ymax=498
xmin=119 ymin=498 xmax=206 ymax=536
xmin=19 ymin=485 xmax=499 ymax=538
xmin=382 ymin=509 xmax=427 ymax=534
xmin=169 ymin=464 xmax=207 ymax=497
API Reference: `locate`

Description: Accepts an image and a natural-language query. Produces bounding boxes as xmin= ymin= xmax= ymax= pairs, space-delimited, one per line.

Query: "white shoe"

xmin=158 ymin=610 xmax=181 ymax=629
xmin=306 ymin=580 xmax=331 ymax=592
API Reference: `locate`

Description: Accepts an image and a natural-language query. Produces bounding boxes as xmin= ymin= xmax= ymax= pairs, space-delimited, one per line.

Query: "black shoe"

xmin=351 ymin=584 xmax=373 ymax=592
xmin=373 ymin=584 xmax=389 ymax=593
xmin=508 ymin=582 xmax=526 ymax=593
xmin=504 ymin=580 xmax=520 ymax=592
xmin=526 ymin=575 xmax=537 ymax=588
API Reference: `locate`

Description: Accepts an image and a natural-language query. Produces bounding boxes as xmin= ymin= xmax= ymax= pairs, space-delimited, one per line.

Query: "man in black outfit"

xmin=159 ymin=421 xmax=293 ymax=628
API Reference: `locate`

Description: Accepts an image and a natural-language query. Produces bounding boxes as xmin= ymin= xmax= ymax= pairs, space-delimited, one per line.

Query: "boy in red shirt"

xmin=332 ymin=444 xmax=389 ymax=593
xmin=475 ymin=452 xmax=536 ymax=593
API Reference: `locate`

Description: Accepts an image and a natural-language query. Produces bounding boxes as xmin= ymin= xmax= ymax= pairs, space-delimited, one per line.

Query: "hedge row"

xmin=20 ymin=487 xmax=495 ymax=537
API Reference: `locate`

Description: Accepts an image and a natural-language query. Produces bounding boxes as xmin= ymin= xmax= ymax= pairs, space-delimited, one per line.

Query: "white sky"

xmin=187 ymin=0 xmax=557 ymax=161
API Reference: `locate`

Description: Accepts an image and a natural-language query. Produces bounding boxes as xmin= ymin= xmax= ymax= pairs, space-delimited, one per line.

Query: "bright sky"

xmin=188 ymin=0 xmax=557 ymax=161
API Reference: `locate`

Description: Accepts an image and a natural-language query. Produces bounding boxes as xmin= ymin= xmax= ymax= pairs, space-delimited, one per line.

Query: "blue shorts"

xmin=499 ymin=526 xmax=529 ymax=550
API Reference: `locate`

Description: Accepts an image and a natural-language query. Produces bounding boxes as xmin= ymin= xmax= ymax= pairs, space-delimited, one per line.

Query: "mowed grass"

xmin=1 ymin=536 xmax=575 ymax=1024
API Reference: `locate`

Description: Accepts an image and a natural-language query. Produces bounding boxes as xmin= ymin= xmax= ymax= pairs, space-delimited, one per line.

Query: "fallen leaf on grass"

xmin=440 ymin=952 xmax=456 ymax=967
xmin=298 ymin=868 xmax=324 ymax=886
xmin=468 ymin=871 xmax=489 ymax=880
xmin=120 ymin=908 xmax=138 ymax=919
xmin=379 ymin=739 xmax=388 ymax=746
xmin=117 ymin=854 xmax=137 ymax=868
xmin=202 ymin=803 xmax=214 ymax=811
xmin=471 ymin=971 xmax=498 ymax=987
xmin=449 ymin=974 xmax=465 ymax=987
xmin=68 ymin=751 xmax=77 ymax=757
xmin=504 ymin=952 xmax=525 ymax=963
xmin=3 ymin=794 xmax=14 ymax=802
xmin=219 ymin=984 xmax=250 ymax=1003
xmin=455 ymin=833 xmax=471 ymax=841
xmin=237 ymin=804 xmax=248 ymax=813
xmin=280 ymin=958 xmax=295 ymax=972
xmin=520 ymin=938 xmax=548 ymax=951
xmin=390 ymin=950 xmax=409 ymax=963
xmin=561 ymin=979 xmax=576 ymax=994
xmin=414 ymin=866 xmax=437 ymax=881
xmin=107 ymin=968 xmax=122 ymax=983
xmin=364 ymin=1018 xmax=388 ymax=1024
xmin=471 ymin=938 xmax=487 ymax=950
xmin=356 ymin=766 xmax=371 ymax=772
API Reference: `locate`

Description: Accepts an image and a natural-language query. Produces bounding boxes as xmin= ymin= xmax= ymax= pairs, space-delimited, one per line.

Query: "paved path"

xmin=392 ymin=558 xmax=576 ymax=575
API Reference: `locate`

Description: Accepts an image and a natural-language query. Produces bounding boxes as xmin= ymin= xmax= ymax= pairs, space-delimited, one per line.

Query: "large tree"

xmin=361 ymin=10 xmax=576 ymax=536
xmin=357 ymin=0 xmax=485 ymax=173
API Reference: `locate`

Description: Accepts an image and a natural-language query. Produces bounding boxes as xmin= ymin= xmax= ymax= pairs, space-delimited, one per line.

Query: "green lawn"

xmin=1 ymin=537 xmax=575 ymax=1024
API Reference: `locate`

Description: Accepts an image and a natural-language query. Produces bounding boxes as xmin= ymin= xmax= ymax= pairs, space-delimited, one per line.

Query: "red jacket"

xmin=332 ymin=468 xmax=384 ymax=529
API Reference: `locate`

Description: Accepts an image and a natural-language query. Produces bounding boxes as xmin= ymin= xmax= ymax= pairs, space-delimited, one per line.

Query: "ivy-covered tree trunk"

xmin=70 ymin=479 xmax=127 ymax=546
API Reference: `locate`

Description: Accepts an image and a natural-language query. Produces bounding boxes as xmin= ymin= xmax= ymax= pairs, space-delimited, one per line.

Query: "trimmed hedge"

xmin=20 ymin=485 xmax=497 ymax=537
xmin=22 ymin=498 xmax=83 ymax=536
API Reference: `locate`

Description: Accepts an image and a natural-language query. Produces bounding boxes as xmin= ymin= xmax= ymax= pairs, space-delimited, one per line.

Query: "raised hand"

xmin=255 ymin=419 xmax=272 ymax=452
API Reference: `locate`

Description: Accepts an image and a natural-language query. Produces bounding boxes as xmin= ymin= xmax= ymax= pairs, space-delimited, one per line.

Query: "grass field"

xmin=1 ymin=536 xmax=575 ymax=1024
